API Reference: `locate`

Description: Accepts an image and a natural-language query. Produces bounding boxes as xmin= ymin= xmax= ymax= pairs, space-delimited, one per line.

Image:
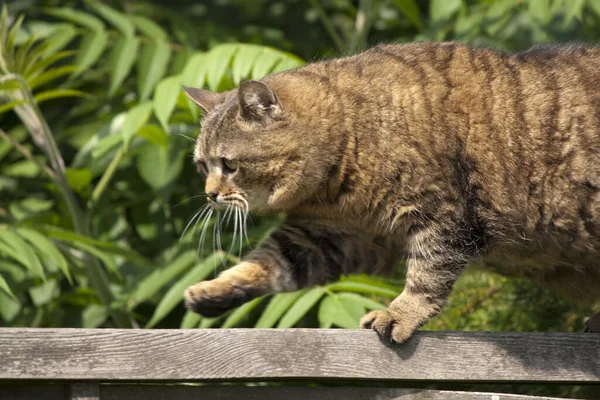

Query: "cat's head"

xmin=183 ymin=79 xmax=326 ymax=214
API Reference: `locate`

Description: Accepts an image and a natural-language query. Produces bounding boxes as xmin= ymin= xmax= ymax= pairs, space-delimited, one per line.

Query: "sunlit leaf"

xmin=221 ymin=297 xmax=264 ymax=328
xmin=180 ymin=310 xmax=202 ymax=328
xmin=138 ymin=124 xmax=168 ymax=147
xmin=29 ymin=65 xmax=79 ymax=89
xmin=0 ymin=273 xmax=16 ymax=300
xmin=206 ymin=43 xmax=237 ymax=91
xmin=120 ymin=101 xmax=153 ymax=146
xmin=44 ymin=8 xmax=105 ymax=31
xmin=146 ymin=252 xmax=223 ymax=328
xmin=0 ymin=229 xmax=45 ymax=280
xmin=73 ymin=28 xmax=108 ymax=76
xmin=15 ymin=227 xmax=72 ymax=284
xmin=34 ymin=89 xmax=89 ymax=102
xmin=87 ymin=0 xmax=135 ymax=38
xmin=327 ymin=281 xmax=399 ymax=297
xmin=41 ymin=23 xmax=77 ymax=56
xmin=0 ymin=100 xmax=26 ymax=114
xmin=130 ymin=15 xmax=168 ymax=40
xmin=231 ymin=44 xmax=262 ymax=84
xmin=127 ymin=250 xmax=196 ymax=310
xmin=255 ymin=291 xmax=303 ymax=328
xmin=430 ymin=0 xmax=462 ymax=22
xmin=251 ymin=48 xmax=281 ymax=79
xmin=137 ymin=137 xmax=186 ymax=192
xmin=153 ymin=75 xmax=181 ymax=132
xmin=108 ymin=36 xmax=139 ymax=96
xmin=318 ymin=293 xmax=363 ymax=329
xmin=137 ymin=39 xmax=171 ymax=101
xmin=277 ymin=287 xmax=325 ymax=328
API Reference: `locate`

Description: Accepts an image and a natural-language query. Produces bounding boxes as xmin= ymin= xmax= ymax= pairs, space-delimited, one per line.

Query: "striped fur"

xmin=183 ymin=42 xmax=600 ymax=343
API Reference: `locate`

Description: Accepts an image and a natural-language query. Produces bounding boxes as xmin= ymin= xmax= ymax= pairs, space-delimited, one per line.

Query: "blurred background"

xmin=1 ymin=0 xmax=599 ymax=397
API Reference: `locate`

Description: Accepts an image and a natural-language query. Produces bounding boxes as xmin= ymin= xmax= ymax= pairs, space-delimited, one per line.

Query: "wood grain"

xmin=0 ymin=329 xmax=598 ymax=382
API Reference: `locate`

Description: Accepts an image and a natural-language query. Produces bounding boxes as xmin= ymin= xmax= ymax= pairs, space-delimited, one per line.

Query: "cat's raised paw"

xmin=360 ymin=309 xmax=417 ymax=344
xmin=184 ymin=280 xmax=252 ymax=317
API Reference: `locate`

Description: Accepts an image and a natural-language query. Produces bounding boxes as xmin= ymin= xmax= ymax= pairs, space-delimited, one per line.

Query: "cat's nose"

xmin=207 ymin=191 xmax=219 ymax=201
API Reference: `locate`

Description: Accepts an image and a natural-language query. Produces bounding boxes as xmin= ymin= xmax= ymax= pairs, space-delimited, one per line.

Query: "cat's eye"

xmin=196 ymin=160 xmax=208 ymax=176
xmin=222 ymin=158 xmax=239 ymax=174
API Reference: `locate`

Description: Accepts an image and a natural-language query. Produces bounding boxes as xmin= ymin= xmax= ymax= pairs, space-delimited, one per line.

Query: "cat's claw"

xmin=360 ymin=309 xmax=416 ymax=344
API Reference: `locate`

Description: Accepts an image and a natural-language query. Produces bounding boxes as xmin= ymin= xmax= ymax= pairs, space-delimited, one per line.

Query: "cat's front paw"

xmin=360 ymin=309 xmax=418 ymax=344
xmin=184 ymin=280 xmax=253 ymax=317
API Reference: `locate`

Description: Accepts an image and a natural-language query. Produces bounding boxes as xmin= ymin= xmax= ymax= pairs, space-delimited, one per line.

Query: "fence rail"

xmin=0 ymin=328 xmax=598 ymax=399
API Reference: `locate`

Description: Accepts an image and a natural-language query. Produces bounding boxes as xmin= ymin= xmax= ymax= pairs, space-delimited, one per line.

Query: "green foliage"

xmin=0 ymin=0 xmax=597 ymax=356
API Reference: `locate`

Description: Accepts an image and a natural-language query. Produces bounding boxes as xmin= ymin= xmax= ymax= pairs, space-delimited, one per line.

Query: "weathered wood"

xmin=70 ymin=383 xmax=100 ymax=400
xmin=0 ymin=385 xmax=579 ymax=400
xmin=0 ymin=329 xmax=598 ymax=382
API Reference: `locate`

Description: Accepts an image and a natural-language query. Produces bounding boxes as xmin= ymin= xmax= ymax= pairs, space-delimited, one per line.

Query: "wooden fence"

xmin=0 ymin=328 xmax=598 ymax=399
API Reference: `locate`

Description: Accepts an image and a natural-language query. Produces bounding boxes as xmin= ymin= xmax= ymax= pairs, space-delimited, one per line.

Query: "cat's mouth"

xmin=207 ymin=193 xmax=249 ymax=212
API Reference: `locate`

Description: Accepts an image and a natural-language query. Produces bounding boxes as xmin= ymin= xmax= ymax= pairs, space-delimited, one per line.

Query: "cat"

xmin=182 ymin=41 xmax=600 ymax=342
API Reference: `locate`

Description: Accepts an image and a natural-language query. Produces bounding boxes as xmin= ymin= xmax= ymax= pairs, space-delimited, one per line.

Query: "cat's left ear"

xmin=182 ymin=86 xmax=223 ymax=112
xmin=238 ymin=80 xmax=283 ymax=121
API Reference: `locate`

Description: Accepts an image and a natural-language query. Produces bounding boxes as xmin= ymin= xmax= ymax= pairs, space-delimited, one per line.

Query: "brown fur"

xmin=183 ymin=42 xmax=600 ymax=343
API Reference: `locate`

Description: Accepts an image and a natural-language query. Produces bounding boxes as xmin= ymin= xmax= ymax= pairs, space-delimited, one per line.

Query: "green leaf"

xmin=255 ymin=291 xmax=303 ymax=328
xmin=206 ymin=44 xmax=238 ymax=91
xmin=39 ymin=225 xmax=149 ymax=267
xmin=0 ymin=273 xmax=16 ymax=300
xmin=29 ymin=65 xmax=79 ymax=89
xmin=318 ymin=293 xmax=363 ymax=329
xmin=146 ymin=252 xmax=223 ymax=328
xmin=8 ymin=198 xmax=53 ymax=220
xmin=29 ymin=279 xmax=58 ymax=306
xmin=71 ymin=241 xmax=120 ymax=278
xmin=138 ymin=124 xmax=168 ymax=147
xmin=271 ymin=56 xmax=303 ymax=73
xmin=430 ymin=0 xmax=462 ymax=22
xmin=180 ymin=310 xmax=202 ymax=329
xmin=15 ymin=227 xmax=72 ymax=284
xmin=137 ymin=40 xmax=171 ymax=101
xmin=24 ymin=50 xmax=75 ymax=80
xmin=82 ymin=304 xmax=108 ymax=328
xmin=590 ymin=0 xmax=600 ymax=19
xmin=44 ymin=8 xmax=105 ymax=31
xmin=153 ymin=75 xmax=181 ymax=132
xmin=137 ymin=138 xmax=186 ymax=192
xmin=180 ymin=52 xmax=208 ymax=87
xmin=0 ymin=229 xmax=45 ymax=280
xmin=42 ymin=24 xmax=77 ymax=56
xmin=34 ymin=89 xmax=89 ymax=103
xmin=231 ymin=45 xmax=262 ymax=84
xmin=563 ymin=0 xmax=585 ymax=25
xmin=128 ymin=250 xmax=196 ymax=310
xmin=108 ymin=36 xmax=140 ymax=96
xmin=528 ymin=0 xmax=553 ymax=24
xmin=277 ymin=287 xmax=325 ymax=328
xmin=395 ymin=0 xmax=423 ymax=28
xmin=121 ymin=101 xmax=153 ymax=146
xmin=65 ymin=168 xmax=93 ymax=196
xmin=0 ymin=290 xmax=21 ymax=322
xmin=0 ymin=100 xmax=26 ymax=114
xmin=87 ymin=0 xmax=135 ymax=38
xmin=221 ymin=297 xmax=264 ymax=328
xmin=326 ymin=281 xmax=399 ymax=298
xmin=73 ymin=28 xmax=108 ymax=76
xmin=336 ymin=292 xmax=386 ymax=311
xmin=251 ymin=48 xmax=281 ymax=79
xmin=130 ymin=15 xmax=168 ymax=40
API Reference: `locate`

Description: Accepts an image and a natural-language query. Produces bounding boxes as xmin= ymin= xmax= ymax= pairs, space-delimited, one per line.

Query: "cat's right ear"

xmin=182 ymin=86 xmax=223 ymax=112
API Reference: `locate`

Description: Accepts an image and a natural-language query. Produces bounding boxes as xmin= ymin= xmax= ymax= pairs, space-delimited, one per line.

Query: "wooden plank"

xmin=101 ymin=385 xmax=578 ymax=400
xmin=70 ymin=383 xmax=100 ymax=400
xmin=0 ymin=329 xmax=598 ymax=382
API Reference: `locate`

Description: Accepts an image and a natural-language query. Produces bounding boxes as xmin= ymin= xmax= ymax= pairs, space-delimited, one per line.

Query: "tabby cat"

xmin=182 ymin=42 xmax=600 ymax=343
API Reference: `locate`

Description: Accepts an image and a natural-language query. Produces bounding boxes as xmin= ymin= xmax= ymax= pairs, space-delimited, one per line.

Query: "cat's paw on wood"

xmin=184 ymin=280 xmax=253 ymax=317
xmin=360 ymin=309 xmax=418 ymax=344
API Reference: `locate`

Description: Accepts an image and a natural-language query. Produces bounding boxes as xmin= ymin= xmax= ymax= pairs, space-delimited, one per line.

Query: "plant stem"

xmin=90 ymin=147 xmax=124 ymax=207
xmin=0 ymin=127 xmax=56 ymax=180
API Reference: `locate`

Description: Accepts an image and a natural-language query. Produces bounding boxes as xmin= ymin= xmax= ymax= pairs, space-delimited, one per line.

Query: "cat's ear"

xmin=182 ymin=86 xmax=223 ymax=112
xmin=238 ymin=80 xmax=283 ymax=121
